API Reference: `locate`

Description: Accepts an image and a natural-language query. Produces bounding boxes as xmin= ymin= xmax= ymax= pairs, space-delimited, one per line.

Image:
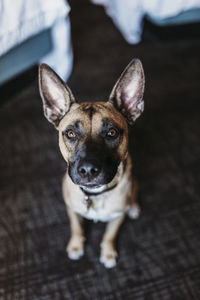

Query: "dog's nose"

xmin=78 ymin=161 xmax=100 ymax=178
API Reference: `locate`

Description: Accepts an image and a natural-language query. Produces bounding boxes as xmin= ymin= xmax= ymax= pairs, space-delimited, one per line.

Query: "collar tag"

xmin=83 ymin=195 xmax=89 ymax=205
xmin=83 ymin=195 xmax=92 ymax=211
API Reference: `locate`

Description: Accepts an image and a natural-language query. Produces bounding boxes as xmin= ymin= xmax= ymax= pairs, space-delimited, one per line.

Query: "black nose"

xmin=78 ymin=161 xmax=100 ymax=178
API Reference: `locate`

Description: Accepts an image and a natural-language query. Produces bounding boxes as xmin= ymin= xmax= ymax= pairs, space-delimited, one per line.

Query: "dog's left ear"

xmin=39 ymin=63 xmax=75 ymax=127
xmin=109 ymin=59 xmax=145 ymax=125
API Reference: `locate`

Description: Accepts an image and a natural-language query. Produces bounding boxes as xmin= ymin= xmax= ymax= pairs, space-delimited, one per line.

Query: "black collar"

xmin=80 ymin=183 xmax=117 ymax=198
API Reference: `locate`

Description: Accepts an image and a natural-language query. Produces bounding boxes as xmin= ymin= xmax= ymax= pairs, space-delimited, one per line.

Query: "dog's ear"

xmin=39 ymin=63 xmax=75 ymax=127
xmin=109 ymin=59 xmax=145 ymax=125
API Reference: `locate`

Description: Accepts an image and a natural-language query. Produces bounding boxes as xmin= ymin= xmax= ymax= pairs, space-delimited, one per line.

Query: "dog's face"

xmin=39 ymin=59 xmax=145 ymax=188
xmin=58 ymin=101 xmax=128 ymax=187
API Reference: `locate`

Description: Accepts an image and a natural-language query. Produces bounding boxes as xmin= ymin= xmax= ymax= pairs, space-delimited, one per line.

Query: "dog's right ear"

xmin=39 ymin=63 xmax=75 ymax=127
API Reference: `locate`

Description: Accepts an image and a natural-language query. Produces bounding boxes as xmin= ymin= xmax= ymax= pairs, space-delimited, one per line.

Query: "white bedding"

xmin=0 ymin=0 xmax=72 ymax=80
xmin=92 ymin=0 xmax=200 ymax=44
xmin=0 ymin=0 xmax=70 ymax=56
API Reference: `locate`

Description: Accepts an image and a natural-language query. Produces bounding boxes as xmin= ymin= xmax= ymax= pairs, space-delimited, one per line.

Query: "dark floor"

xmin=1 ymin=0 xmax=200 ymax=299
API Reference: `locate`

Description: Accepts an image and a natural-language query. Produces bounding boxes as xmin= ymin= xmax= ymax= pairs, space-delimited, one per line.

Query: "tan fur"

xmin=59 ymin=102 xmax=139 ymax=267
xmin=58 ymin=102 xmax=129 ymax=162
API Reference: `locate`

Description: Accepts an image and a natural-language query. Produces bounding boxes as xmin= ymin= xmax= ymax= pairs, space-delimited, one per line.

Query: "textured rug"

xmin=0 ymin=0 xmax=200 ymax=299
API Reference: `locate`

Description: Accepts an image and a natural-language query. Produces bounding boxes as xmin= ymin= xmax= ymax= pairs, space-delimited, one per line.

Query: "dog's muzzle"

xmin=69 ymin=157 xmax=119 ymax=188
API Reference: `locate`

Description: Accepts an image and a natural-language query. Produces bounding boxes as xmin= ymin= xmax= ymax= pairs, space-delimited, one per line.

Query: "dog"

xmin=38 ymin=58 xmax=145 ymax=268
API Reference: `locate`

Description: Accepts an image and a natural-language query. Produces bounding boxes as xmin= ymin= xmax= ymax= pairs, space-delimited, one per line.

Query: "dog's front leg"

xmin=100 ymin=214 xmax=125 ymax=268
xmin=66 ymin=207 xmax=85 ymax=260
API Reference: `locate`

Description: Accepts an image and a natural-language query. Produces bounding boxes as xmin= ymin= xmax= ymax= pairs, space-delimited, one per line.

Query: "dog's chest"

xmin=68 ymin=191 xmax=125 ymax=222
xmin=78 ymin=196 xmax=124 ymax=222
xmin=63 ymin=171 xmax=131 ymax=222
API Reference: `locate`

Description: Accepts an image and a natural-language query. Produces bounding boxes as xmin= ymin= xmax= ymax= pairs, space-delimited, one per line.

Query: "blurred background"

xmin=0 ymin=0 xmax=200 ymax=299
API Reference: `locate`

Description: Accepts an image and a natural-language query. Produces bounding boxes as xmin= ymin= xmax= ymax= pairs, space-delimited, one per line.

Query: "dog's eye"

xmin=106 ymin=128 xmax=118 ymax=138
xmin=65 ymin=130 xmax=76 ymax=139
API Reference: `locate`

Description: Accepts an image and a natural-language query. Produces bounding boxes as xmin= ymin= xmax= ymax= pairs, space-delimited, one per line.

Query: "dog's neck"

xmin=80 ymin=182 xmax=117 ymax=211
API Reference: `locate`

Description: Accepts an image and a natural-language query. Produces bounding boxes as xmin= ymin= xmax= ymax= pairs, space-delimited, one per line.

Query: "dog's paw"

xmin=68 ymin=248 xmax=84 ymax=260
xmin=100 ymin=242 xmax=117 ymax=268
xmin=100 ymin=255 xmax=117 ymax=268
xmin=66 ymin=236 xmax=84 ymax=260
xmin=127 ymin=204 xmax=141 ymax=219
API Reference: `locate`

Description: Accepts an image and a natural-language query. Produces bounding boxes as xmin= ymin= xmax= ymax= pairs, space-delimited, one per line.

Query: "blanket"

xmin=92 ymin=0 xmax=200 ymax=43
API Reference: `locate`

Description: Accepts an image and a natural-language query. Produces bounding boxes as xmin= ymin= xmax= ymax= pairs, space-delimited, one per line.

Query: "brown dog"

xmin=38 ymin=59 xmax=145 ymax=268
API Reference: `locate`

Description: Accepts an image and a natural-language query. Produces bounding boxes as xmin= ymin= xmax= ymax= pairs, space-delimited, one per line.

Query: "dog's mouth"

xmin=79 ymin=184 xmax=103 ymax=189
xmin=79 ymin=184 xmax=105 ymax=193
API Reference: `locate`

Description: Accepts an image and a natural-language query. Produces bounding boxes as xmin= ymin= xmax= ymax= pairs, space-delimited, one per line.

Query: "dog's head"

xmin=39 ymin=59 xmax=145 ymax=188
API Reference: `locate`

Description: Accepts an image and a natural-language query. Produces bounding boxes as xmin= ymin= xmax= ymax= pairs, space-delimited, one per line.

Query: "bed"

xmin=0 ymin=0 xmax=73 ymax=85
xmin=92 ymin=0 xmax=200 ymax=44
